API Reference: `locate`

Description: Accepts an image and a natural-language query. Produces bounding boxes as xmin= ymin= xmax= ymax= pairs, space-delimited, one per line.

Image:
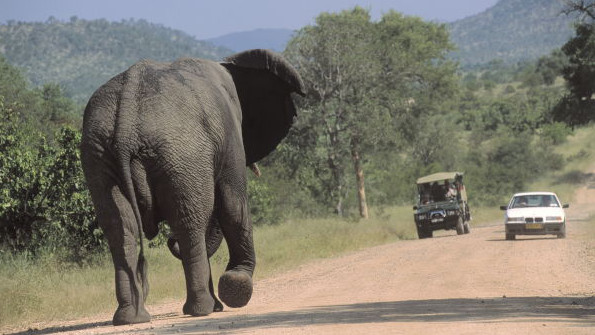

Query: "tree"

xmin=284 ymin=8 xmax=458 ymax=217
xmin=39 ymin=83 xmax=78 ymax=124
xmin=285 ymin=7 xmax=376 ymax=217
xmin=562 ymin=0 xmax=595 ymax=20
xmin=0 ymin=97 xmax=101 ymax=259
xmin=555 ymin=1 xmax=595 ymax=125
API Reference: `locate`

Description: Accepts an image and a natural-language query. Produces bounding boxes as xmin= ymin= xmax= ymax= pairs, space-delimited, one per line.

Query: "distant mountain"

xmin=0 ymin=17 xmax=233 ymax=103
xmin=0 ymin=0 xmax=581 ymax=105
xmin=449 ymin=0 xmax=577 ymax=66
xmin=207 ymin=28 xmax=294 ymax=52
xmin=206 ymin=0 xmax=578 ymax=66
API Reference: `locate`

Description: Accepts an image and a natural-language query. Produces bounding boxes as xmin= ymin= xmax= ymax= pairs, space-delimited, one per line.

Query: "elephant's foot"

xmin=112 ymin=305 xmax=151 ymax=326
xmin=183 ymin=294 xmax=215 ymax=316
xmin=218 ymin=270 xmax=253 ymax=308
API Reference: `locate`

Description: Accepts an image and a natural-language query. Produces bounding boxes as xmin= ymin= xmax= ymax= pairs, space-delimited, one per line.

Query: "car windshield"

xmin=511 ymin=194 xmax=559 ymax=208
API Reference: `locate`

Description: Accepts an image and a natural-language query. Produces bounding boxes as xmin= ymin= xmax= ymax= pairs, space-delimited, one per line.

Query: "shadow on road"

xmin=12 ymin=296 xmax=593 ymax=334
xmin=6 ymin=320 xmax=112 ymax=335
xmin=165 ymin=296 xmax=595 ymax=334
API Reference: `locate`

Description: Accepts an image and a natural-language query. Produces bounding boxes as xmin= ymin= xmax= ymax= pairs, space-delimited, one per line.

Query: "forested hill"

xmin=449 ymin=0 xmax=576 ymax=66
xmin=0 ymin=17 xmax=232 ymax=103
xmin=0 ymin=0 xmax=581 ymax=103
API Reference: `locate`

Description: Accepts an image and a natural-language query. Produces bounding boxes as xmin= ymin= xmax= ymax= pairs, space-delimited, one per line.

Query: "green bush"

xmin=0 ymin=98 xmax=103 ymax=261
xmin=248 ymin=177 xmax=282 ymax=226
xmin=540 ymin=122 xmax=573 ymax=145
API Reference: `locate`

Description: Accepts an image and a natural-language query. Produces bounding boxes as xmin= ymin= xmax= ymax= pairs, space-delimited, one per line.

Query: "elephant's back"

xmin=82 ymin=58 xmax=238 ymax=151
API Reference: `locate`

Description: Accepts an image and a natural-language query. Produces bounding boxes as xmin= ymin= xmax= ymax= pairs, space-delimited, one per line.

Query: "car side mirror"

xmin=413 ymin=206 xmax=418 ymax=210
xmin=563 ymin=204 xmax=569 ymax=208
xmin=499 ymin=205 xmax=507 ymax=210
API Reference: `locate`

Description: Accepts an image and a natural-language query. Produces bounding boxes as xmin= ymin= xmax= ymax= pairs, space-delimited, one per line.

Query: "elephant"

xmin=80 ymin=49 xmax=305 ymax=325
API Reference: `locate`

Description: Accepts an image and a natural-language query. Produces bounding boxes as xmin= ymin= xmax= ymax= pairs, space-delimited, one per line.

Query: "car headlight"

xmin=418 ymin=214 xmax=426 ymax=220
xmin=546 ymin=216 xmax=563 ymax=222
xmin=506 ymin=217 xmax=524 ymax=223
xmin=447 ymin=210 xmax=457 ymax=216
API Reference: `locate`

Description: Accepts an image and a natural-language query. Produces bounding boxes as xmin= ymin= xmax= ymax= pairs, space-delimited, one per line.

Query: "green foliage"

xmin=283 ymin=7 xmax=459 ymax=215
xmin=0 ymin=56 xmax=101 ymax=261
xmin=0 ymin=54 xmax=82 ymax=138
xmin=0 ymin=100 xmax=102 ymax=260
xmin=32 ymin=127 xmax=103 ymax=261
xmin=463 ymin=130 xmax=536 ymax=204
xmin=554 ymin=23 xmax=595 ymax=126
xmin=539 ymin=122 xmax=574 ymax=145
xmin=534 ymin=50 xmax=568 ymax=86
xmin=38 ymin=83 xmax=79 ymax=125
xmin=0 ymin=98 xmax=47 ymax=251
xmin=0 ymin=57 xmax=101 ymax=261
xmin=247 ymin=177 xmax=281 ymax=226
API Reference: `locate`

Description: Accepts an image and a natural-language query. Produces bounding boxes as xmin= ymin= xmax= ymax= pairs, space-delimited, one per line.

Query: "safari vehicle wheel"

xmin=416 ymin=227 xmax=432 ymax=239
xmin=456 ymin=217 xmax=464 ymax=235
xmin=506 ymin=233 xmax=515 ymax=240
xmin=463 ymin=221 xmax=471 ymax=234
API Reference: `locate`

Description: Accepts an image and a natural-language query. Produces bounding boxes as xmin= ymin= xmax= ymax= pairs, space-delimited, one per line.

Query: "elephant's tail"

xmin=114 ymin=62 xmax=150 ymax=302
xmin=121 ymin=154 xmax=149 ymax=301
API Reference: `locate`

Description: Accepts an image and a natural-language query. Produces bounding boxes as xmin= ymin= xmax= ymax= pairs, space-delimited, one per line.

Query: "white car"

xmin=500 ymin=192 xmax=569 ymax=240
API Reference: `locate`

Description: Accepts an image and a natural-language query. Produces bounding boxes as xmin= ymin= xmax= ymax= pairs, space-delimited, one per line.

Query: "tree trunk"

xmin=328 ymin=153 xmax=344 ymax=216
xmin=351 ymin=142 xmax=369 ymax=219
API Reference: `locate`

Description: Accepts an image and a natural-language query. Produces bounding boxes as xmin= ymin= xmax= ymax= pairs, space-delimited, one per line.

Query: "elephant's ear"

xmin=222 ymin=49 xmax=306 ymax=165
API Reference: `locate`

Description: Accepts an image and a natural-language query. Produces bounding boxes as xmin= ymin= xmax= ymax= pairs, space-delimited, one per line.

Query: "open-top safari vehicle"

xmin=412 ymin=172 xmax=471 ymax=239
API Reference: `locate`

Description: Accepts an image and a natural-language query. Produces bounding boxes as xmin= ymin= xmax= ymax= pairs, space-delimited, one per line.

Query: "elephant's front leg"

xmin=175 ymin=223 xmax=216 ymax=316
xmin=216 ymin=180 xmax=256 ymax=308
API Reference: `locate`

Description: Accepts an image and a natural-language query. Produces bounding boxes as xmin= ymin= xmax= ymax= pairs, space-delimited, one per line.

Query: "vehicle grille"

xmin=525 ymin=217 xmax=544 ymax=223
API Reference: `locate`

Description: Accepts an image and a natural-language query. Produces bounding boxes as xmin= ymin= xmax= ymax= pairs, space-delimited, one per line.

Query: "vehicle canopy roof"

xmin=416 ymin=172 xmax=464 ymax=185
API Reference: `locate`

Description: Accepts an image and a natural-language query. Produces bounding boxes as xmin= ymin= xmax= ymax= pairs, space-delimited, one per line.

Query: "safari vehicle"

xmin=412 ymin=172 xmax=471 ymax=239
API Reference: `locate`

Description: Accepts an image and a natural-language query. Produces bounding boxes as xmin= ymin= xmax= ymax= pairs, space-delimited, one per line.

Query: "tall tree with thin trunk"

xmin=283 ymin=7 xmax=458 ymax=218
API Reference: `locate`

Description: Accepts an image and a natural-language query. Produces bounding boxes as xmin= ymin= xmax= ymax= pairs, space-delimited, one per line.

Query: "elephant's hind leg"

xmin=84 ymin=165 xmax=150 ymax=325
xmin=167 ymin=217 xmax=224 ymax=312
xmin=174 ymin=215 xmax=216 ymax=316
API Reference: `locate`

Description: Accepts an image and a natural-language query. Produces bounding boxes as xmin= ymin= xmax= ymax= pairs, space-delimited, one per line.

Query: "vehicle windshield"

xmin=511 ymin=194 xmax=559 ymax=208
xmin=418 ymin=180 xmax=460 ymax=204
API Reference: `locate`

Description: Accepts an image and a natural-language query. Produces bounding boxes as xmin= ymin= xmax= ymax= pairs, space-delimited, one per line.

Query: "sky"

xmin=1 ymin=0 xmax=499 ymax=40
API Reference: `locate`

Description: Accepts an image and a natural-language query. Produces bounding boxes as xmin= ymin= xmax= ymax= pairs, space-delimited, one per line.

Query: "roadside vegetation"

xmin=2 ymin=1 xmax=595 ymax=330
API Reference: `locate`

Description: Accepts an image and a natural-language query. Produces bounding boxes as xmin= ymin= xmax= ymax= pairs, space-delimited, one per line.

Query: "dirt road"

xmin=8 ymin=185 xmax=595 ymax=335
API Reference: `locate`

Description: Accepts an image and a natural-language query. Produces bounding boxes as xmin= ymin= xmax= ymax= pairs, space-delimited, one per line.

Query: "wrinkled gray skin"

xmin=80 ymin=49 xmax=305 ymax=326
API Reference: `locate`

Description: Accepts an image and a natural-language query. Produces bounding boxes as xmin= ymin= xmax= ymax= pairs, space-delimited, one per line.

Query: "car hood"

xmin=506 ymin=207 xmax=565 ymax=218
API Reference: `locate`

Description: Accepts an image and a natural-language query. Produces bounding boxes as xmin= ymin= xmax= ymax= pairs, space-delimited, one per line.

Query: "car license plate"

xmin=526 ymin=223 xmax=543 ymax=229
xmin=431 ymin=218 xmax=443 ymax=223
